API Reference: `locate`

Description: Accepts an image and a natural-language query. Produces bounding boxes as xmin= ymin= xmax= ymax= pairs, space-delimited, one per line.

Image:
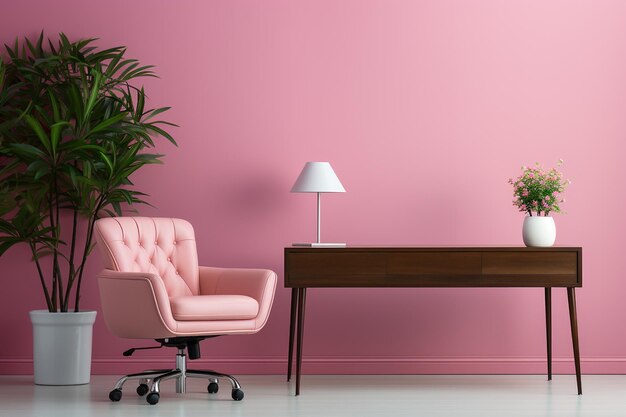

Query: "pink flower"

xmin=510 ymin=160 xmax=568 ymax=214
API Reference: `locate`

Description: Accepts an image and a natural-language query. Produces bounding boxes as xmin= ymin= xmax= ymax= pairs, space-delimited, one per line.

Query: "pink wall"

xmin=1 ymin=0 xmax=626 ymax=375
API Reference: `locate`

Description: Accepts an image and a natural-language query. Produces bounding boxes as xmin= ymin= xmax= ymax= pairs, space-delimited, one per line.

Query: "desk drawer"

xmin=482 ymin=252 xmax=578 ymax=275
xmin=387 ymin=252 xmax=482 ymax=275
xmin=285 ymin=252 xmax=387 ymax=287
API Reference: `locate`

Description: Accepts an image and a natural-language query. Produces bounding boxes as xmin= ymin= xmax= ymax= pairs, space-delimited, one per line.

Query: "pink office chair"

xmin=94 ymin=217 xmax=277 ymax=405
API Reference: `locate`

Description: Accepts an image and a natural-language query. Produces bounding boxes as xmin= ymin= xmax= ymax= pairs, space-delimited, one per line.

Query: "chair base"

xmin=109 ymin=348 xmax=243 ymax=405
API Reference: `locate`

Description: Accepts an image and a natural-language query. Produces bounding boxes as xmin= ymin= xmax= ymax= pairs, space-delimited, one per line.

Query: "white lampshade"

xmin=291 ymin=162 xmax=346 ymax=193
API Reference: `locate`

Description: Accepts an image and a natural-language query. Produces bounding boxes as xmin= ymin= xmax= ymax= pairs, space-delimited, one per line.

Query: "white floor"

xmin=0 ymin=374 xmax=624 ymax=417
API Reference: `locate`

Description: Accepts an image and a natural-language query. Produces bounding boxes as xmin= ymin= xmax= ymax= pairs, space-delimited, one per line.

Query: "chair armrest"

xmin=198 ymin=266 xmax=277 ymax=329
xmin=198 ymin=266 xmax=276 ymax=300
xmin=97 ymin=269 xmax=177 ymax=338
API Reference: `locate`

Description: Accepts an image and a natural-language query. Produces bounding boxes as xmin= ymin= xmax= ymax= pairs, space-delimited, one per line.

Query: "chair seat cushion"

xmin=170 ymin=295 xmax=259 ymax=321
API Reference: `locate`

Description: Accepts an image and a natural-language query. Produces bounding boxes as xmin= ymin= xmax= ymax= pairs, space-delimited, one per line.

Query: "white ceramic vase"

xmin=522 ymin=216 xmax=556 ymax=247
xmin=29 ymin=310 xmax=97 ymax=385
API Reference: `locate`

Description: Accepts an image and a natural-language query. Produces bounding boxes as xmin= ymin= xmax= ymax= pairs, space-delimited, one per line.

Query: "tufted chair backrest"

xmin=94 ymin=217 xmax=199 ymax=297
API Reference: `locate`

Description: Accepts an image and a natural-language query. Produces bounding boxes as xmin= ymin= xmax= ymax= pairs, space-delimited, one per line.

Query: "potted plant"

xmin=0 ymin=32 xmax=176 ymax=385
xmin=508 ymin=160 xmax=570 ymax=247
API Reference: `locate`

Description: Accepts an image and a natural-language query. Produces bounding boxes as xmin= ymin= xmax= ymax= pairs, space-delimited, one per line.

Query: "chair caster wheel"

xmin=231 ymin=389 xmax=244 ymax=401
xmin=109 ymin=389 xmax=122 ymax=402
xmin=207 ymin=382 xmax=219 ymax=394
xmin=136 ymin=384 xmax=150 ymax=396
xmin=146 ymin=392 xmax=160 ymax=405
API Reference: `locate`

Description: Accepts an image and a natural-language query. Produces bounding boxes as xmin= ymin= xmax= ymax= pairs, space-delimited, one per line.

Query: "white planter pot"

xmin=522 ymin=216 xmax=556 ymax=247
xmin=29 ymin=310 xmax=97 ymax=385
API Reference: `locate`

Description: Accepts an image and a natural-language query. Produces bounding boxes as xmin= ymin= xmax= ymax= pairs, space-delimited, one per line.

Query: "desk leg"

xmin=545 ymin=287 xmax=552 ymax=381
xmin=567 ymin=287 xmax=582 ymax=395
xmin=295 ymin=288 xmax=307 ymax=396
xmin=287 ymin=288 xmax=298 ymax=381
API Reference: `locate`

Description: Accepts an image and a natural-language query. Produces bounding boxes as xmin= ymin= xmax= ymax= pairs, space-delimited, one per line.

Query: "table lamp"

xmin=291 ymin=162 xmax=346 ymax=247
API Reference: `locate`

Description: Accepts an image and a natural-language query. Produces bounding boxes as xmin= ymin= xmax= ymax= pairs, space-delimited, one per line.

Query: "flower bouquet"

xmin=509 ymin=160 xmax=570 ymax=246
xmin=509 ymin=160 xmax=569 ymax=217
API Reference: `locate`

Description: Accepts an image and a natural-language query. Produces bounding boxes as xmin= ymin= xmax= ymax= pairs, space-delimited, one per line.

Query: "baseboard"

xmin=2 ymin=356 xmax=626 ymax=375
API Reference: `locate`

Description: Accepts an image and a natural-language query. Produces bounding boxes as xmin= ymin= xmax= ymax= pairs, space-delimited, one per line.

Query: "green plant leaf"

xmin=8 ymin=143 xmax=45 ymax=158
xmin=83 ymin=70 xmax=103 ymax=125
xmin=23 ymin=115 xmax=52 ymax=154
xmin=88 ymin=112 xmax=127 ymax=135
xmin=144 ymin=106 xmax=171 ymax=120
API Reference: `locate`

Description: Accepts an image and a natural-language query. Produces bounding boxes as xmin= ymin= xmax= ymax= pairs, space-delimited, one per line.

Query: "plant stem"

xmin=48 ymin=192 xmax=58 ymax=312
xmin=29 ymin=242 xmax=53 ymax=312
xmin=73 ymin=195 xmax=105 ymax=312
xmin=63 ymin=208 xmax=79 ymax=311
xmin=53 ymin=234 xmax=63 ymax=311
xmin=53 ymin=173 xmax=65 ymax=311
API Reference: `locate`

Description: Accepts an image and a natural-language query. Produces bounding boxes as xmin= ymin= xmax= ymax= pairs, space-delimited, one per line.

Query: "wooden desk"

xmin=285 ymin=247 xmax=583 ymax=395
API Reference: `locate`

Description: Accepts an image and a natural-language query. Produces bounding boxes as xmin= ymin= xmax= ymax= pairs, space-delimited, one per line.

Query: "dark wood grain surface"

xmin=285 ymin=247 xmax=582 ymax=288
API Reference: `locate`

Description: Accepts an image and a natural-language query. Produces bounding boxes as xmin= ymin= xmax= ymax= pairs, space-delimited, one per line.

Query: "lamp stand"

xmin=316 ymin=192 xmax=321 ymax=244
xmin=292 ymin=192 xmax=346 ymax=247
